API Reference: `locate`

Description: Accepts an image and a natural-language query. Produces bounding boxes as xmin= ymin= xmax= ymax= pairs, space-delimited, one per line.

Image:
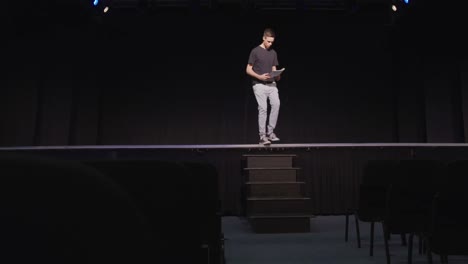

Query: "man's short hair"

xmin=263 ymin=28 xmax=275 ymax=38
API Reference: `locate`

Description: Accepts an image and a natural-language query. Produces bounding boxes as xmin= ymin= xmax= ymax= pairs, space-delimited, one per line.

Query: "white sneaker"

xmin=259 ymin=136 xmax=271 ymax=145
xmin=268 ymin=133 xmax=280 ymax=142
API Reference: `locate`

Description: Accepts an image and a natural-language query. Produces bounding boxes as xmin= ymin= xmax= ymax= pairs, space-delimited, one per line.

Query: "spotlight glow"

xmin=104 ymin=6 xmax=109 ymax=13
xmin=93 ymin=0 xmax=99 ymax=6
xmin=392 ymin=5 xmax=397 ymax=11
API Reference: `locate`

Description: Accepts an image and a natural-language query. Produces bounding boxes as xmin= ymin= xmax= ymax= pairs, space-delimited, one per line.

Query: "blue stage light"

xmin=93 ymin=0 xmax=99 ymax=6
xmin=404 ymin=0 xmax=409 ymax=4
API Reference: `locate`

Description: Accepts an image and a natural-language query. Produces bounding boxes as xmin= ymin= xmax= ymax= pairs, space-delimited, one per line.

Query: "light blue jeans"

xmin=253 ymin=82 xmax=280 ymax=137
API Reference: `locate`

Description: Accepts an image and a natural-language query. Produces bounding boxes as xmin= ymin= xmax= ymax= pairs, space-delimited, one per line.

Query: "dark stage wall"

xmin=2 ymin=5 xmax=468 ymax=146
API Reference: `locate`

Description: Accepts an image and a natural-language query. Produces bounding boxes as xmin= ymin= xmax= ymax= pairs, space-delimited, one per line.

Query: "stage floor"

xmin=2 ymin=142 xmax=468 ymax=151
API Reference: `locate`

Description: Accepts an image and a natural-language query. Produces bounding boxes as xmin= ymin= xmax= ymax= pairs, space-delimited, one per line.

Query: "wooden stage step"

xmin=242 ymin=154 xmax=297 ymax=168
xmin=246 ymin=197 xmax=311 ymax=215
xmin=244 ymin=167 xmax=301 ymax=182
xmin=246 ymin=181 xmax=305 ymax=197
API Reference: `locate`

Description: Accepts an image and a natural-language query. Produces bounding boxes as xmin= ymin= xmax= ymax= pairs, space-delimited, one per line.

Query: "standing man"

xmin=246 ymin=28 xmax=281 ymax=145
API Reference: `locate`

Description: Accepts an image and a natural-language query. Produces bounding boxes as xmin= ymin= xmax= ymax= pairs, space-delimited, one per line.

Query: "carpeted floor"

xmin=222 ymin=215 xmax=468 ymax=264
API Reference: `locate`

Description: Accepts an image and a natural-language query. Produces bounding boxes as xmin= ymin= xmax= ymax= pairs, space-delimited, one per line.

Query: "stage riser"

xmin=247 ymin=199 xmax=310 ymax=215
xmin=248 ymin=217 xmax=311 ymax=233
xmin=247 ymin=184 xmax=303 ymax=198
xmin=247 ymin=169 xmax=298 ymax=182
xmin=243 ymin=154 xmax=312 ymax=233
xmin=246 ymin=156 xmax=294 ymax=168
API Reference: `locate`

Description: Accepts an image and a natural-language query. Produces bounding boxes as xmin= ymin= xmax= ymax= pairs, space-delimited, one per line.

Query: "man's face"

xmin=262 ymin=36 xmax=275 ymax=49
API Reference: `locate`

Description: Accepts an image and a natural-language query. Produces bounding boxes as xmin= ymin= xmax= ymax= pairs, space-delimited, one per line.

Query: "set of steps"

xmin=242 ymin=154 xmax=313 ymax=233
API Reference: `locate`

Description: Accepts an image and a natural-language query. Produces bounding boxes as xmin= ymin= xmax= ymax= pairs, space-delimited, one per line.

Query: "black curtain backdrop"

xmin=3 ymin=2 xmax=468 ymax=146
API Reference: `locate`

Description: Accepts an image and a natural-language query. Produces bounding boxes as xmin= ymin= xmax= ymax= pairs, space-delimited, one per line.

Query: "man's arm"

xmin=246 ymin=64 xmax=270 ymax=81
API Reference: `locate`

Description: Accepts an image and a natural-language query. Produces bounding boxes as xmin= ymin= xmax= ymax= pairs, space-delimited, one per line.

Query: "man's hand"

xmin=258 ymin=73 xmax=271 ymax=81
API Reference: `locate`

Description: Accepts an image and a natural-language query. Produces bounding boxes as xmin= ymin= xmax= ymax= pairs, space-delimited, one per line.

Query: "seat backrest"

xmin=0 ymin=153 xmax=156 ymax=264
xmin=384 ymin=160 xmax=444 ymax=233
xmin=85 ymin=159 xmax=202 ymax=263
xmin=394 ymin=159 xmax=443 ymax=190
xmin=362 ymin=159 xmax=399 ymax=187
xmin=430 ymin=193 xmax=468 ymax=255
xmin=182 ymin=162 xmax=222 ymax=263
xmin=357 ymin=160 xmax=399 ymax=220
xmin=440 ymin=160 xmax=468 ymax=195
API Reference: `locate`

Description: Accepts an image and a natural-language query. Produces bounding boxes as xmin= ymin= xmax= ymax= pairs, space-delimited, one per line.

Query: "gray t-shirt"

xmin=248 ymin=45 xmax=279 ymax=83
